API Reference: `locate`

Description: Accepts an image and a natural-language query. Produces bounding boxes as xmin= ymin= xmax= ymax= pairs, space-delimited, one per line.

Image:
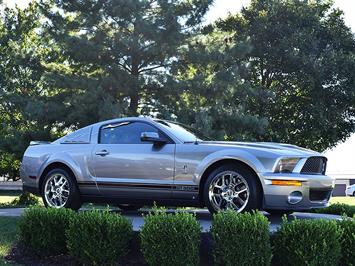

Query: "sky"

xmin=2 ymin=0 xmax=355 ymax=179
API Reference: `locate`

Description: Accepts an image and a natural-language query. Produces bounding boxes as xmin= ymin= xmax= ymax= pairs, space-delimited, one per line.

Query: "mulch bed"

xmin=5 ymin=233 xmax=214 ymax=266
xmin=5 ymin=244 xmax=76 ymax=266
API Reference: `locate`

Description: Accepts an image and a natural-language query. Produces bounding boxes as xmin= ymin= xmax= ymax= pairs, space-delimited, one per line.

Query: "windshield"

xmin=155 ymin=120 xmax=206 ymax=142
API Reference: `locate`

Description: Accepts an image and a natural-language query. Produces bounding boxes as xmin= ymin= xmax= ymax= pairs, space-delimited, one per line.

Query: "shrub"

xmin=66 ymin=210 xmax=132 ymax=266
xmin=18 ymin=207 xmax=74 ymax=256
xmin=338 ymin=218 xmax=355 ymax=266
xmin=313 ymin=203 xmax=355 ymax=218
xmin=211 ymin=210 xmax=271 ymax=266
xmin=273 ymin=218 xmax=342 ymax=266
xmin=11 ymin=192 xmax=40 ymax=206
xmin=140 ymin=209 xmax=201 ymax=266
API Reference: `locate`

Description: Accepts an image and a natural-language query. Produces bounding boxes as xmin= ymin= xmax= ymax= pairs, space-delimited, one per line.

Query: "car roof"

xmin=92 ymin=116 xmax=155 ymax=127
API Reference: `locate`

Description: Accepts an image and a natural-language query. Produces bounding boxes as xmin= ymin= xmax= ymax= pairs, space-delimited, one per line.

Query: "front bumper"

xmin=261 ymin=173 xmax=335 ymax=211
xmin=345 ymin=188 xmax=354 ymax=196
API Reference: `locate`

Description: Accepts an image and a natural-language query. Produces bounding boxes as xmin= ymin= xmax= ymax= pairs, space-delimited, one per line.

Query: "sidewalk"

xmin=0 ymin=208 xmax=24 ymax=217
xmin=0 ymin=181 xmax=22 ymax=191
xmin=0 ymin=207 xmax=343 ymax=232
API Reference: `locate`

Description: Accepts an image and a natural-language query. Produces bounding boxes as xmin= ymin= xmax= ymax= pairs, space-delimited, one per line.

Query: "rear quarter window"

xmin=58 ymin=126 xmax=92 ymax=143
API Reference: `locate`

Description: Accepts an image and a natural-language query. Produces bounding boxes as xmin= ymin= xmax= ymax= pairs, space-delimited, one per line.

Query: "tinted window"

xmin=99 ymin=122 xmax=162 ymax=144
xmin=156 ymin=120 xmax=206 ymax=142
xmin=60 ymin=126 xmax=92 ymax=143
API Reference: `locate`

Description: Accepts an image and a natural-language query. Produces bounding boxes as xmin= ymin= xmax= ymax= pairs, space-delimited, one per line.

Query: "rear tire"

xmin=41 ymin=168 xmax=81 ymax=211
xmin=203 ymin=163 xmax=261 ymax=214
xmin=117 ymin=204 xmax=143 ymax=211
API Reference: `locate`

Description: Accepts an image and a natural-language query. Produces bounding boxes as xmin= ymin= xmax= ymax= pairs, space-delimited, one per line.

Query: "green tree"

xmin=0 ymin=4 xmax=66 ymax=178
xmin=169 ymin=30 xmax=268 ymax=140
xmin=215 ymin=0 xmax=355 ymax=151
xmin=38 ymin=0 xmax=212 ymax=128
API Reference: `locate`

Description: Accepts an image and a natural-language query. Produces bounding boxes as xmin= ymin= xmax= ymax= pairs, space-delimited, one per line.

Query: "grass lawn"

xmin=0 ymin=191 xmax=21 ymax=205
xmin=329 ymin=196 xmax=355 ymax=206
xmin=0 ymin=217 xmax=20 ymax=266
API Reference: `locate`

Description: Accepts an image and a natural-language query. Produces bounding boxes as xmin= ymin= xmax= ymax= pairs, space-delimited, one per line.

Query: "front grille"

xmin=309 ymin=189 xmax=332 ymax=202
xmin=301 ymin=156 xmax=327 ymax=175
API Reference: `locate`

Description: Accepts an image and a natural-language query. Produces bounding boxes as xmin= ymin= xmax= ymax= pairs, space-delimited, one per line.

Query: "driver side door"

xmin=90 ymin=121 xmax=175 ymax=199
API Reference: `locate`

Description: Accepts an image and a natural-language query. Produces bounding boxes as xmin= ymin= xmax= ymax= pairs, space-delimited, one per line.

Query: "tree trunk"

xmin=129 ymin=56 xmax=140 ymax=116
xmin=129 ymin=90 xmax=139 ymax=116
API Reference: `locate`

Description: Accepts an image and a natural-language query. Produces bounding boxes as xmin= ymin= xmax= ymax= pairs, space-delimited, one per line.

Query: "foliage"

xmin=0 ymin=192 xmax=39 ymax=208
xmin=38 ymin=0 xmax=212 ymax=120
xmin=140 ymin=208 xmax=201 ymax=266
xmin=0 ymin=217 xmax=20 ymax=264
xmin=214 ymin=0 xmax=355 ymax=151
xmin=0 ymin=3 xmax=65 ymax=178
xmin=337 ymin=218 xmax=355 ymax=266
xmin=10 ymin=192 xmax=39 ymax=206
xmin=170 ymin=30 xmax=269 ymax=141
xmin=18 ymin=207 xmax=74 ymax=256
xmin=312 ymin=203 xmax=355 ymax=217
xmin=66 ymin=210 xmax=132 ymax=266
xmin=0 ymin=153 xmax=20 ymax=181
xmin=273 ymin=218 xmax=342 ymax=266
xmin=211 ymin=210 xmax=271 ymax=266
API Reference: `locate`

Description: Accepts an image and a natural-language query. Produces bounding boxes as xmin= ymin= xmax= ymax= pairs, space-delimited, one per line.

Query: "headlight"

xmin=274 ymin=158 xmax=300 ymax=173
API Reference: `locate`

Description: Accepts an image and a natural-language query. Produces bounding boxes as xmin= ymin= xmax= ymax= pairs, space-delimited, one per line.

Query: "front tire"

xmin=41 ymin=168 xmax=81 ymax=210
xmin=203 ymin=163 xmax=261 ymax=214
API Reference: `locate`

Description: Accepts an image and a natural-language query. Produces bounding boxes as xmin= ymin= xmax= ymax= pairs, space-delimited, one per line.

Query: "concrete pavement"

xmin=0 ymin=207 xmax=343 ymax=232
xmin=0 ymin=181 xmax=22 ymax=191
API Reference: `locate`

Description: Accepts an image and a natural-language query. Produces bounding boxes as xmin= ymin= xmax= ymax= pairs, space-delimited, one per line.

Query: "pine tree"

xmin=39 ymin=0 xmax=212 ymax=127
xmin=169 ymin=30 xmax=269 ymax=141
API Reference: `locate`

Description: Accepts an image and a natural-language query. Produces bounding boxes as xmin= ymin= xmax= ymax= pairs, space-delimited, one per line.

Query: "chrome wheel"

xmin=44 ymin=173 xmax=70 ymax=208
xmin=208 ymin=171 xmax=250 ymax=212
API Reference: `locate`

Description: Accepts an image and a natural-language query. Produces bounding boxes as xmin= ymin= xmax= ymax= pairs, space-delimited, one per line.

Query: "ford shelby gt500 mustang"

xmin=20 ymin=117 xmax=335 ymax=213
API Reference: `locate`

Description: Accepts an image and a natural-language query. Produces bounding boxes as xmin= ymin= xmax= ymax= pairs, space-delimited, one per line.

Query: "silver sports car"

xmin=20 ymin=117 xmax=335 ymax=213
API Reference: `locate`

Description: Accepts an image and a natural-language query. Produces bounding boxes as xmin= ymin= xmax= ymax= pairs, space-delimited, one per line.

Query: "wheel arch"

xmin=198 ymin=159 xmax=264 ymax=206
xmin=39 ymin=162 xmax=77 ymax=190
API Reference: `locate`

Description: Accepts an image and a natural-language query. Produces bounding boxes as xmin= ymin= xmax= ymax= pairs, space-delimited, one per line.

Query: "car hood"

xmin=199 ymin=141 xmax=321 ymax=157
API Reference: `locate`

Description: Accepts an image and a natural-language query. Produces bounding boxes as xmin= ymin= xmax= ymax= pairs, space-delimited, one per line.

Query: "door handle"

xmin=95 ymin=150 xmax=109 ymax=156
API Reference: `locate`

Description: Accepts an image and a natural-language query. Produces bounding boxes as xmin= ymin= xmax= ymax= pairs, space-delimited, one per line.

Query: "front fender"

xmin=193 ymin=149 xmax=266 ymax=184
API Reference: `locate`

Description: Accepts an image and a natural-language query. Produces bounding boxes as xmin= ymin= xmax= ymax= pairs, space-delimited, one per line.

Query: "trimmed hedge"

xmin=140 ymin=209 xmax=201 ymax=266
xmin=18 ymin=206 xmax=74 ymax=256
xmin=16 ymin=206 xmax=355 ymax=266
xmin=66 ymin=210 xmax=132 ymax=266
xmin=273 ymin=218 xmax=342 ymax=266
xmin=211 ymin=210 xmax=272 ymax=266
xmin=313 ymin=203 xmax=355 ymax=218
xmin=338 ymin=218 xmax=355 ymax=266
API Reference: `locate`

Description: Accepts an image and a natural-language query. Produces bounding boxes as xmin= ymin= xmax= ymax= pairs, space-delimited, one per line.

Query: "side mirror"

xmin=140 ymin=132 xmax=166 ymax=144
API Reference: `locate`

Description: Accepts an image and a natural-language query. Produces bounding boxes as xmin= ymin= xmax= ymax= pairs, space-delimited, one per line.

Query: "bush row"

xmin=311 ymin=203 xmax=355 ymax=218
xmin=19 ymin=207 xmax=355 ymax=266
xmin=19 ymin=207 xmax=132 ymax=265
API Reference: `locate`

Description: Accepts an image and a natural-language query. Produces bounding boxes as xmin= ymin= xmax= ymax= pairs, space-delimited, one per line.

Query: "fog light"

xmin=288 ymin=191 xmax=303 ymax=204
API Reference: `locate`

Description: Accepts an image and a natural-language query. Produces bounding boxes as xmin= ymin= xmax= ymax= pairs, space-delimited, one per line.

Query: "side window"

xmin=99 ymin=122 xmax=165 ymax=144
